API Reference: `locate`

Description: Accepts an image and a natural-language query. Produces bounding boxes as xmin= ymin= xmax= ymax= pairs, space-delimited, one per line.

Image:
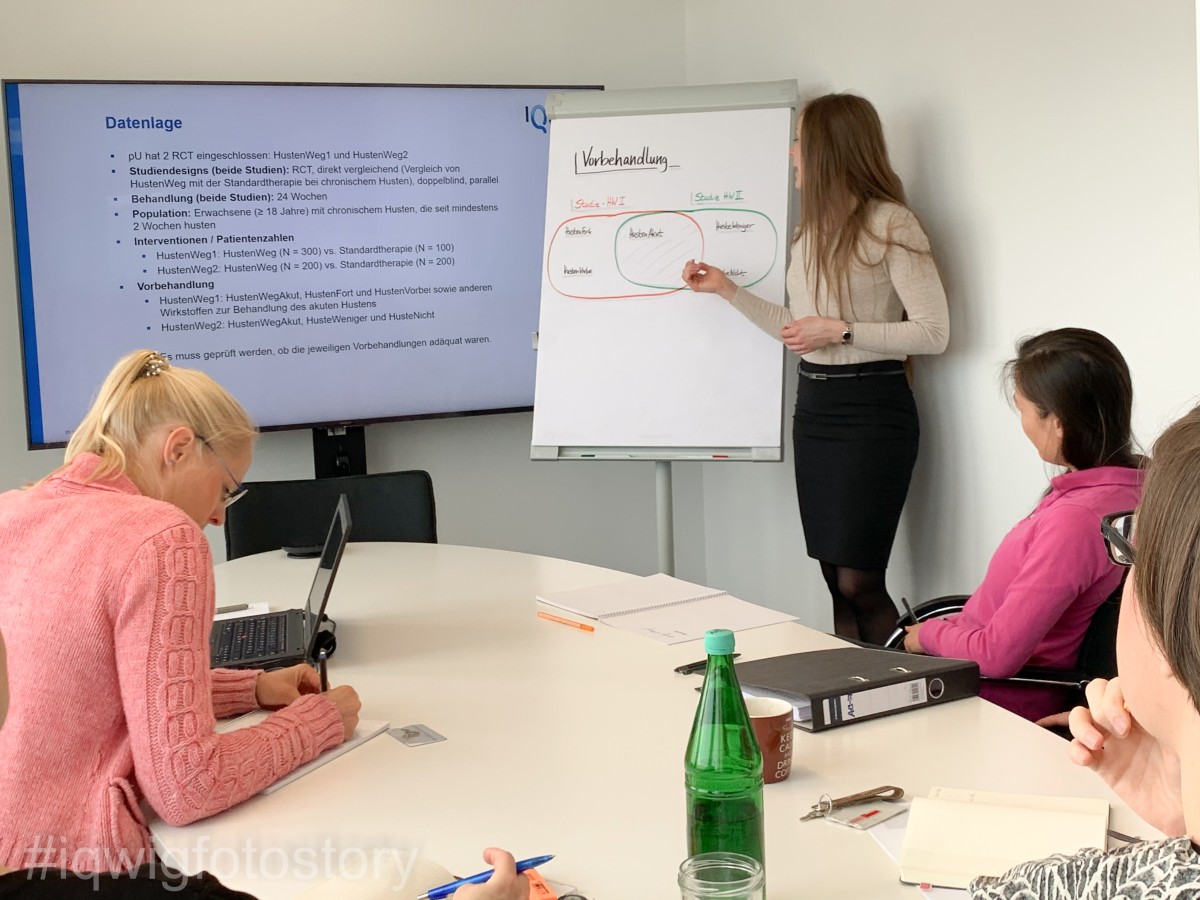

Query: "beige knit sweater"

xmin=729 ymin=201 xmax=949 ymax=364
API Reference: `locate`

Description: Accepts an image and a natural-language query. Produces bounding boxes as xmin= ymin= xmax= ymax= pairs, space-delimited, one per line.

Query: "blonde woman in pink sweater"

xmin=0 ymin=350 xmax=364 ymax=875
xmin=0 ymin=353 xmax=528 ymax=898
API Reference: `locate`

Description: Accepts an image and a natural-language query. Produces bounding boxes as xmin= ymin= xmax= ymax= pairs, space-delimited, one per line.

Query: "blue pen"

xmin=418 ymin=854 xmax=554 ymax=900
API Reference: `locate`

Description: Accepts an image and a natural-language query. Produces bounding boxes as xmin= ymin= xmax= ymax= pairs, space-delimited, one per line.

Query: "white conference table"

xmin=152 ymin=543 xmax=1156 ymax=899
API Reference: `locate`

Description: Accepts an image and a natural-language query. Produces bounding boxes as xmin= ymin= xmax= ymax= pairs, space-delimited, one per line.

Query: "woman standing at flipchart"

xmin=683 ymin=93 xmax=948 ymax=644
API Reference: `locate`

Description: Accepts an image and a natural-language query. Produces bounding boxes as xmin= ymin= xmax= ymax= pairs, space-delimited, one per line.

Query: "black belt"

xmin=798 ymin=360 xmax=906 ymax=381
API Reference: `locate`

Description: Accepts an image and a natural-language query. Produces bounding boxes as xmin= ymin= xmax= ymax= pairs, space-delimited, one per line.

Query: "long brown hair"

xmin=797 ymin=93 xmax=920 ymax=316
xmin=1134 ymin=406 xmax=1200 ymax=710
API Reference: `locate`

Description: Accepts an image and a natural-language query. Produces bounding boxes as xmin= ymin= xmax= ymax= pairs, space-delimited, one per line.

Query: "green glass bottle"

xmin=684 ymin=628 xmax=765 ymax=865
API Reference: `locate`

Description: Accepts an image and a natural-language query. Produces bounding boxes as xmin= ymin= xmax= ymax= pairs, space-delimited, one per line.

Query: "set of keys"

xmin=801 ymin=785 xmax=906 ymax=824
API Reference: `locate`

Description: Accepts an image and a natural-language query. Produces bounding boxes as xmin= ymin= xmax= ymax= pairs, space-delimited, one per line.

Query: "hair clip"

xmin=140 ymin=352 xmax=170 ymax=378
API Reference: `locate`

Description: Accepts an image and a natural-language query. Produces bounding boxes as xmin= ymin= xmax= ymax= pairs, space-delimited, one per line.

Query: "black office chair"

xmin=224 ymin=470 xmax=437 ymax=560
xmin=881 ymin=576 xmax=1124 ymax=699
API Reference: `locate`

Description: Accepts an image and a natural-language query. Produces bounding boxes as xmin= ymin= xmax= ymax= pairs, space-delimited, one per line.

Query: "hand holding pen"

xmin=317 ymin=646 xmax=330 ymax=692
xmin=254 ymin=663 xmax=322 ymax=709
xmin=419 ymin=848 xmax=547 ymax=900
xmin=320 ymin=683 xmax=362 ymax=741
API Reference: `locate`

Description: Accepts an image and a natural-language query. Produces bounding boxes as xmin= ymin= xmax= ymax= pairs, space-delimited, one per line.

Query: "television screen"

xmin=3 ymin=80 xmax=592 ymax=448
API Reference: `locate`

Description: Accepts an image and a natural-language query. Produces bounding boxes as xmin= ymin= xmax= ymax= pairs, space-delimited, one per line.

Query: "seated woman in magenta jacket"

xmin=903 ymin=328 xmax=1142 ymax=722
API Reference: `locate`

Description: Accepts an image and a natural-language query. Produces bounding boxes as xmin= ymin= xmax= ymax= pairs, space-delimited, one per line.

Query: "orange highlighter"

xmin=537 ymin=611 xmax=595 ymax=632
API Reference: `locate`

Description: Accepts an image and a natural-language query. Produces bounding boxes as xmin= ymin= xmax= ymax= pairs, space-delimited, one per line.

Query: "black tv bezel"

xmin=3 ymin=78 xmax=601 ymax=450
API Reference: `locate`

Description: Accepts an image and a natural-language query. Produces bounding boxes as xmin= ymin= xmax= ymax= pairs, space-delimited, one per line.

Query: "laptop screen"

xmin=303 ymin=494 xmax=352 ymax=653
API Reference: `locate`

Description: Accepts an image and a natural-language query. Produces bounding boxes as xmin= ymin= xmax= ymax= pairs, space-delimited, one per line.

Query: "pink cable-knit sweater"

xmin=0 ymin=454 xmax=345 ymax=872
xmin=919 ymin=466 xmax=1142 ymax=722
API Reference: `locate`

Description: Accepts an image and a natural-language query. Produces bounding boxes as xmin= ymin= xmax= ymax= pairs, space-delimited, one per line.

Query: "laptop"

xmin=210 ymin=494 xmax=352 ymax=670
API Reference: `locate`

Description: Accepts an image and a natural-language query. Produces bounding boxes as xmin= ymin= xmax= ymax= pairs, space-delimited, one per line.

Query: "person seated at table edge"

xmin=969 ymin=404 xmax=1200 ymax=897
xmin=0 ymin=619 xmax=527 ymax=898
xmin=0 ymin=350 xmax=364 ymax=873
xmin=0 ymin=350 xmax=529 ymax=898
xmin=904 ymin=328 xmax=1142 ymax=723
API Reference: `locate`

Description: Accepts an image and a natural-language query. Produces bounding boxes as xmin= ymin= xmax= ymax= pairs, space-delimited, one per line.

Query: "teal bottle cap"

xmin=704 ymin=628 xmax=735 ymax=655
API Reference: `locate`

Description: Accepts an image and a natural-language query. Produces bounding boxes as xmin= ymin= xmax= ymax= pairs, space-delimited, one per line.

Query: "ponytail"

xmin=64 ymin=350 xmax=256 ymax=482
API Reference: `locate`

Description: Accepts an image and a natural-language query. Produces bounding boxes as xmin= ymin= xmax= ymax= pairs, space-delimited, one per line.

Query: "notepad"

xmin=536 ymin=573 xmax=795 ymax=644
xmin=215 ymin=711 xmax=389 ymax=794
xmin=898 ymin=786 xmax=1109 ymax=889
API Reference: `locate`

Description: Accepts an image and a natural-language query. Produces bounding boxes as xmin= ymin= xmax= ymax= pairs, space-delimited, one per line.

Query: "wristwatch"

xmin=841 ymin=321 xmax=853 ymax=345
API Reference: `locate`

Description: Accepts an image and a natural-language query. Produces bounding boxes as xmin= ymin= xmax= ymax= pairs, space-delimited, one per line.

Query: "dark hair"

xmin=1003 ymin=328 xmax=1137 ymax=470
xmin=1135 ymin=405 xmax=1200 ymax=709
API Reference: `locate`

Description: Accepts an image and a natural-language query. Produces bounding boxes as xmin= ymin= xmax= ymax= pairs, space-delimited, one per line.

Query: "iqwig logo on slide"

xmin=525 ymin=104 xmax=548 ymax=134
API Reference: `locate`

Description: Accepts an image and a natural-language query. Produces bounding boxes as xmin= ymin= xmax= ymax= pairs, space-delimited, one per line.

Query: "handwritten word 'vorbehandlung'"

xmin=575 ymin=146 xmax=672 ymax=174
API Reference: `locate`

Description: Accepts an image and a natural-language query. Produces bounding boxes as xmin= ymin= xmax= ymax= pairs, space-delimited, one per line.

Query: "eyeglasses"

xmin=196 ymin=435 xmax=248 ymax=508
xmin=1100 ymin=510 xmax=1135 ymax=567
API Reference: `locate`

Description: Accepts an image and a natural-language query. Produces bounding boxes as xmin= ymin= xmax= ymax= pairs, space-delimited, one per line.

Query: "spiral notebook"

xmin=536 ymin=573 xmax=795 ymax=644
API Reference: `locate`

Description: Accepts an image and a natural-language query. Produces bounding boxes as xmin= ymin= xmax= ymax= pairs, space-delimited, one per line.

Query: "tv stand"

xmin=312 ymin=426 xmax=366 ymax=478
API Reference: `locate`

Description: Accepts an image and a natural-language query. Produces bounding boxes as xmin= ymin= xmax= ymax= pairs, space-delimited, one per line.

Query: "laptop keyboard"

xmin=213 ymin=614 xmax=289 ymax=664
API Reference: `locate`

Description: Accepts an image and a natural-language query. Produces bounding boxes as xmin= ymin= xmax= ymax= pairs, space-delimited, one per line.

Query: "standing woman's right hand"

xmin=682 ymin=259 xmax=738 ymax=301
xmin=1067 ymin=677 xmax=1185 ymax=836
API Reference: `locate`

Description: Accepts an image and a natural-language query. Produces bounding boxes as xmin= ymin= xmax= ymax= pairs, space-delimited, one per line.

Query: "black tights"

xmin=820 ymin=562 xmax=898 ymax=645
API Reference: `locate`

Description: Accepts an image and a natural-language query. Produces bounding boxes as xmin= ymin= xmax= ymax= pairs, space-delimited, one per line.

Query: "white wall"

xmin=686 ymin=0 xmax=1200 ymax=628
xmin=2 ymin=2 xmax=1198 ymax=632
xmin=0 ymin=0 xmax=700 ymax=577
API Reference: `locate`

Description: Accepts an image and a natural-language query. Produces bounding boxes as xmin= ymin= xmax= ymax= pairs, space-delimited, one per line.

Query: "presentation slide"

xmin=5 ymin=81 xmax=571 ymax=446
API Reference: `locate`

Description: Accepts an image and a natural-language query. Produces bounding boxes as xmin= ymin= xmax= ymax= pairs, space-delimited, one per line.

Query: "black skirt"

xmin=792 ymin=360 xmax=918 ymax=570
